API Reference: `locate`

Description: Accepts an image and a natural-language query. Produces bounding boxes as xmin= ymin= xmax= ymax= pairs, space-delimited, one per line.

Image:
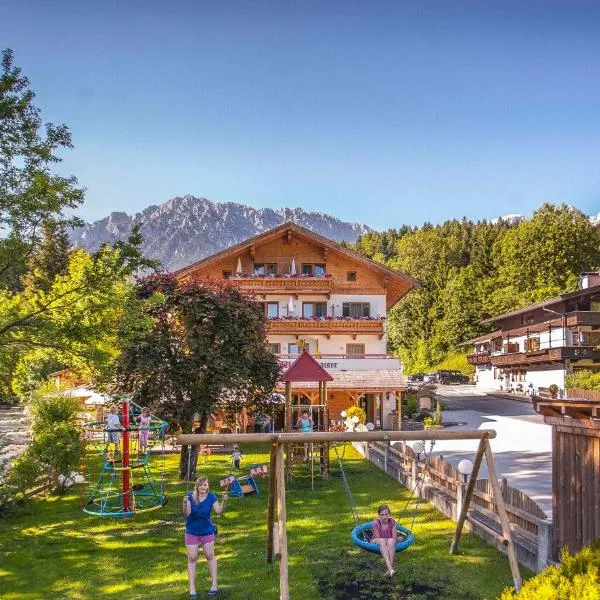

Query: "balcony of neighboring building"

xmin=468 ymin=326 xmax=600 ymax=367
xmin=467 ymin=351 xmax=491 ymax=366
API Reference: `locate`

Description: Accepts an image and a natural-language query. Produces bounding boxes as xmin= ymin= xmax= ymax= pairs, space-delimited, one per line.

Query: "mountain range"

xmin=70 ymin=195 xmax=372 ymax=271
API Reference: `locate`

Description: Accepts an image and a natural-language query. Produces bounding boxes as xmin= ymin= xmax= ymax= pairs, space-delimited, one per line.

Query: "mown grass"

xmin=0 ymin=445 xmax=523 ymax=599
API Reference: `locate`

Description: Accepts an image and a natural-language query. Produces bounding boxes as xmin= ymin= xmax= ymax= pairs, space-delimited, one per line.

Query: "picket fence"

xmin=357 ymin=440 xmax=552 ymax=573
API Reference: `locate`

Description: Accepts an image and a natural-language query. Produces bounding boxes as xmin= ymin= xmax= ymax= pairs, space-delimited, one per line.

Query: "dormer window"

xmin=521 ymin=312 xmax=535 ymax=326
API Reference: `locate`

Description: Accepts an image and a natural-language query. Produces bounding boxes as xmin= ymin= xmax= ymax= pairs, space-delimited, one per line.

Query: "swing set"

xmin=179 ymin=429 xmax=523 ymax=600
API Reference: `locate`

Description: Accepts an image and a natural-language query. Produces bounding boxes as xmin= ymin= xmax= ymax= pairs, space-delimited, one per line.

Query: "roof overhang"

xmin=173 ymin=221 xmax=419 ymax=309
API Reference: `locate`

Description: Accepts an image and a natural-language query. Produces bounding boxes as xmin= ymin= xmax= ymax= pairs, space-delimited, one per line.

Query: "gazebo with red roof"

xmin=280 ymin=350 xmax=334 ymax=475
xmin=279 ymin=350 xmax=333 ymax=433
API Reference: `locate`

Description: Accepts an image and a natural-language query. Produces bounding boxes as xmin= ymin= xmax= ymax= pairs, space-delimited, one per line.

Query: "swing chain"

xmin=333 ymin=443 xmax=360 ymax=527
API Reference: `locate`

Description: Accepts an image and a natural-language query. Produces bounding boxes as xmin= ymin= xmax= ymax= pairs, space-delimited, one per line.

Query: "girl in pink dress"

xmin=136 ymin=407 xmax=152 ymax=454
xmin=371 ymin=504 xmax=398 ymax=577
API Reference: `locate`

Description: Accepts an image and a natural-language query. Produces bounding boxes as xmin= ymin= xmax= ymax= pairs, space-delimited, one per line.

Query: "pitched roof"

xmin=172 ymin=221 xmax=419 ymax=308
xmin=481 ymin=283 xmax=600 ymax=324
xmin=462 ymin=330 xmax=502 ymax=345
xmin=279 ymin=350 xmax=334 ymax=382
xmin=277 ymin=369 xmax=406 ymax=391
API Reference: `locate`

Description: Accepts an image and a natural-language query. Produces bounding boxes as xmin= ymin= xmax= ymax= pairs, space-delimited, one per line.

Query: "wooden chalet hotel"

xmin=175 ymin=222 xmax=418 ymax=429
xmin=468 ymin=272 xmax=600 ymax=396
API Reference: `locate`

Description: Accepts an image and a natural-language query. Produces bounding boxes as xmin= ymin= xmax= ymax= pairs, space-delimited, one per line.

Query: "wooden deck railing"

xmin=267 ymin=318 xmax=385 ymax=336
xmin=362 ymin=440 xmax=551 ymax=573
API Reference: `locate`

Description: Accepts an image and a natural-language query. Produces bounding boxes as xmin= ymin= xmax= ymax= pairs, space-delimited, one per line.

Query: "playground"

xmin=0 ymin=443 xmax=520 ymax=600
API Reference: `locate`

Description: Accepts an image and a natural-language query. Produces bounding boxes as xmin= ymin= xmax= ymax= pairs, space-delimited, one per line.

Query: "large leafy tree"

xmin=114 ymin=274 xmax=281 ymax=479
xmin=353 ymin=206 xmax=600 ymax=375
xmin=0 ymin=49 xmax=156 ymax=398
xmin=0 ymin=48 xmax=84 ymax=290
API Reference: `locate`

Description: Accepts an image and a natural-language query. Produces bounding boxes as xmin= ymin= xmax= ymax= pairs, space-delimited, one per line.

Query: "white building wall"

xmin=475 ymin=365 xmax=497 ymax=389
xmin=539 ymin=328 xmax=567 ymax=349
xmin=525 ymin=368 xmax=566 ymax=394
xmin=268 ymin=334 xmax=387 ymax=357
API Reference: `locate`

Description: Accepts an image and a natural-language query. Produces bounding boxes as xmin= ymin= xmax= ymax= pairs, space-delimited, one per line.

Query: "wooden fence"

xmin=567 ymin=387 xmax=600 ymax=401
xmin=359 ymin=440 xmax=552 ymax=573
xmin=0 ymin=476 xmax=52 ymax=512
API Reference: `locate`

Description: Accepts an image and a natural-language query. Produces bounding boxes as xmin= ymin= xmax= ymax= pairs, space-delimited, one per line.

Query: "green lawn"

xmin=0 ymin=445 xmax=522 ymax=599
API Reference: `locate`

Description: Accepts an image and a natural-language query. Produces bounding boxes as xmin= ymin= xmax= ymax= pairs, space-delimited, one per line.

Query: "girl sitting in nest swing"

xmin=372 ymin=504 xmax=398 ymax=577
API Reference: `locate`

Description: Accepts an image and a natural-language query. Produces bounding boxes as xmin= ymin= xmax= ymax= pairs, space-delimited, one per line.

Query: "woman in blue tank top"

xmin=183 ymin=476 xmax=227 ymax=597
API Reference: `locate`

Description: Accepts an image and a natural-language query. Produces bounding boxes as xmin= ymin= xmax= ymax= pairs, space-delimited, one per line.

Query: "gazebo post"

xmin=285 ymin=380 xmax=292 ymax=474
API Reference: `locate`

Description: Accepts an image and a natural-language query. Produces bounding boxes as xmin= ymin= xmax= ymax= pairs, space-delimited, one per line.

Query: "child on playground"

xmin=136 ymin=406 xmax=152 ymax=453
xmin=372 ymin=504 xmax=398 ymax=577
xmin=231 ymin=445 xmax=243 ymax=470
xmin=105 ymin=405 xmax=124 ymax=452
xmin=296 ymin=410 xmax=313 ymax=461
xmin=183 ymin=476 xmax=228 ymax=597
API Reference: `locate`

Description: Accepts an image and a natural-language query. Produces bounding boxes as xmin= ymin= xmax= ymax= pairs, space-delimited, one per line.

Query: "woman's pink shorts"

xmin=185 ymin=533 xmax=215 ymax=546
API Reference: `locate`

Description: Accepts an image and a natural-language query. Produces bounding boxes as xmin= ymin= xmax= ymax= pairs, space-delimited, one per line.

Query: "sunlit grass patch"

xmin=0 ymin=444 xmax=523 ymax=599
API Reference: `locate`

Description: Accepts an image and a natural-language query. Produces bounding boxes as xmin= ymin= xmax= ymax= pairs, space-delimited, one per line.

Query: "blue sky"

xmin=2 ymin=1 xmax=600 ymax=229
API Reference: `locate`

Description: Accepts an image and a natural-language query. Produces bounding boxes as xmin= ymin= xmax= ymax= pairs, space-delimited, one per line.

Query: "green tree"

xmin=114 ymin=274 xmax=281 ymax=479
xmin=18 ymin=388 xmax=83 ymax=494
xmin=23 ymin=218 xmax=72 ymax=292
xmin=493 ymin=204 xmax=600 ymax=312
xmin=0 ymin=48 xmax=84 ymax=290
xmin=2 ymin=227 xmax=155 ymax=397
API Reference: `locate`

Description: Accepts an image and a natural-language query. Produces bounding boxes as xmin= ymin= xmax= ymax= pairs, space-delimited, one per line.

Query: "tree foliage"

xmin=0 ymin=49 xmax=156 ymax=400
xmin=17 ymin=387 xmax=83 ymax=494
xmin=0 ymin=48 xmax=84 ymax=290
xmin=113 ymin=274 xmax=281 ymax=478
xmin=353 ymin=204 xmax=600 ymax=374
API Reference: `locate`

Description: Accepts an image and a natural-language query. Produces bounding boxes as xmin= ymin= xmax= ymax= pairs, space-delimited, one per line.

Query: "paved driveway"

xmin=412 ymin=385 xmax=552 ymax=515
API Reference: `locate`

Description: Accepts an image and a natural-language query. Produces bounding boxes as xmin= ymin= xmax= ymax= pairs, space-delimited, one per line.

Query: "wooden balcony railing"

xmin=467 ymin=352 xmax=491 ymax=365
xmin=490 ymin=346 xmax=600 ymax=367
xmin=227 ymin=276 xmax=333 ymax=295
xmin=266 ymin=318 xmax=385 ymax=338
xmin=565 ymin=311 xmax=600 ymax=327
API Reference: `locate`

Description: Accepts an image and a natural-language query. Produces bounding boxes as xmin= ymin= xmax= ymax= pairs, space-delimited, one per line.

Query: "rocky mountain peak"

xmin=70 ymin=195 xmax=371 ymax=271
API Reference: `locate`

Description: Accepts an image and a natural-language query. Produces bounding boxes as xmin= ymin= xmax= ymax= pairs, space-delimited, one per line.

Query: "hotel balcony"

xmin=226 ymin=274 xmax=334 ymax=296
xmin=565 ymin=311 xmax=600 ymax=327
xmin=467 ymin=352 xmax=492 ymax=365
xmin=490 ymin=346 xmax=600 ymax=367
xmin=266 ymin=317 xmax=385 ymax=338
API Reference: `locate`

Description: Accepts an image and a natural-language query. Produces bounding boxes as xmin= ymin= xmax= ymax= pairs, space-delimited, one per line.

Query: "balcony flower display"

xmin=266 ymin=315 xmax=385 ymax=321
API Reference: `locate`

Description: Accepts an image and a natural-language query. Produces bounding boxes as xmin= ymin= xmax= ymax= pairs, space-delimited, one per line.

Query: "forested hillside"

xmin=349 ymin=204 xmax=600 ymax=374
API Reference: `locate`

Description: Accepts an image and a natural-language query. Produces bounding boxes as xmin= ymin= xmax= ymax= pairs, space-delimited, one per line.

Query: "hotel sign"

xmin=279 ymin=359 xmax=338 ymax=370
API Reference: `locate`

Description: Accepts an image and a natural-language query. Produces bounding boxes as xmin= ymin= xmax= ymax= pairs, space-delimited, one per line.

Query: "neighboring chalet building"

xmin=468 ymin=273 xmax=600 ymax=396
xmin=174 ymin=222 xmax=418 ymax=429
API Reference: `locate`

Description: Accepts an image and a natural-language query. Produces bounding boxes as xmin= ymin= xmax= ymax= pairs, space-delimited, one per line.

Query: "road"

xmin=415 ymin=385 xmax=553 ymax=516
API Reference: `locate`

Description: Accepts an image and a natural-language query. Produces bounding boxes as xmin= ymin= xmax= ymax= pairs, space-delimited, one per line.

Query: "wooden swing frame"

xmin=179 ymin=429 xmax=522 ymax=598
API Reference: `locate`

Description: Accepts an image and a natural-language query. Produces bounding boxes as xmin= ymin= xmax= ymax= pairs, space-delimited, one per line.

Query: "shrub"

xmin=565 ymin=369 xmax=600 ymax=391
xmin=432 ymin=402 xmax=443 ymax=426
xmin=346 ymin=405 xmax=366 ymax=424
xmin=25 ymin=389 xmax=83 ymax=494
xmin=403 ymin=394 xmax=419 ymax=418
xmin=498 ymin=544 xmax=600 ymax=600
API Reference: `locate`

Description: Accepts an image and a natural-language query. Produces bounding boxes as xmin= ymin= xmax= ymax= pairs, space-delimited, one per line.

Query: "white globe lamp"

xmin=411 ymin=441 xmax=425 ymax=456
xmin=457 ymin=459 xmax=474 ymax=483
xmin=366 ymin=422 xmax=375 ymax=431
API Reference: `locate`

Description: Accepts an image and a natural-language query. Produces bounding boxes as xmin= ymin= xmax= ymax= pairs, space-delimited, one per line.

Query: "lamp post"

xmin=456 ymin=458 xmax=474 ymax=520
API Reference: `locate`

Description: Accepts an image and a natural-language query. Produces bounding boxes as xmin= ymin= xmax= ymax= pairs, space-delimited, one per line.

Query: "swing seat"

xmin=351 ymin=521 xmax=415 ymax=554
